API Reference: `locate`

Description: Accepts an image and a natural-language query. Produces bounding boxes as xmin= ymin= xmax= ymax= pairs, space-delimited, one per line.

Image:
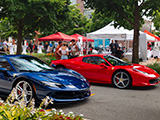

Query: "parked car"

xmin=51 ymin=54 xmax=160 ymax=89
xmin=0 ymin=55 xmax=90 ymax=103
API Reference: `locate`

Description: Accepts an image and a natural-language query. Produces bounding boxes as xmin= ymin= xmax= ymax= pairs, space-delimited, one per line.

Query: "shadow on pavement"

xmin=46 ymin=98 xmax=90 ymax=109
xmin=129 ymin=85 xmax=157 ymax=91
xmin=90 ymin=83 xmax=115 ymax=88
xmin=90 ymin=82 xmax=158 ymax=91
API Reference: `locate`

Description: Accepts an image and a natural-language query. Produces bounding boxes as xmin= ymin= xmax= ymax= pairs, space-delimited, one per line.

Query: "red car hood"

xmin=131 ymin=64 xmax=157 ymax=74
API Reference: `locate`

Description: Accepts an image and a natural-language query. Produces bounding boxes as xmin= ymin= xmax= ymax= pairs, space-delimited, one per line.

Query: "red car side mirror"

xmin=99 ymin=63 xmax=108 ymax=68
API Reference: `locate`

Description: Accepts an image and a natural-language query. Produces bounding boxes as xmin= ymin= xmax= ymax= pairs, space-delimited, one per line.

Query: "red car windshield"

xmin=104 ymin=55 xmax=130 ymax=66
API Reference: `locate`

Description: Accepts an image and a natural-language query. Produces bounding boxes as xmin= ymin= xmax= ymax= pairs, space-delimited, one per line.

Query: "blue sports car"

xmin=0 ymin=55 xmax=90 ymax=103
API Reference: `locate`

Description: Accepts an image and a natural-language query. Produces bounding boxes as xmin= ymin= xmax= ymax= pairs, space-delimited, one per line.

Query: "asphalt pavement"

xmin=50 ymin=83 xmax=160 ymax=120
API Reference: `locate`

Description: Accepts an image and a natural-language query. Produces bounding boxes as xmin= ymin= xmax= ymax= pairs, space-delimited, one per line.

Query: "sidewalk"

xmin=140 ymin=58 xmax=160 ymax=66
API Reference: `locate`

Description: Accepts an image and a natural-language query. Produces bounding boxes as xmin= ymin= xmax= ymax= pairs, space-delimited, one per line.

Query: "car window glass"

xmin=104 ymin=55 xmax=130 ymax=66
xmin=82 ymin=56 xmax=109 ymax=66
xmin=0 ymin=58 xmax=13 ymax=71
xmin=10 ymin=56 xmax=54 ymax=72
xmin=93 ymin=57 xmax=110 ymax=66
xmin=82 ymin=57 xmax=95 ymax=64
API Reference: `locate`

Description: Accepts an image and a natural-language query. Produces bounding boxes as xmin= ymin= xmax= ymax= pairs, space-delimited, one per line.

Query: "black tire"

xmin=56 ymin=65 xmax=65 ymax=69
xmin=112 ymin=71 xmax=132 ymax=89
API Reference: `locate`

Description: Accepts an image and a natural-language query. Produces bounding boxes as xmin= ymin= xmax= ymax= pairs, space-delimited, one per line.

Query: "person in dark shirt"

xmin=28 ymin=40 xmax=33 ymax=55
xmin=34 ymin=42 xmax=38 ymax=53
xmin=114 ymin=40 xmax=119 ymax=51
xmin=109 ymin=39 xmax=115 ymax=55
xmin=44 ymin=42 xmax=48 ymax=53
xmin=115 ymin=47 xmax=124 ymax=59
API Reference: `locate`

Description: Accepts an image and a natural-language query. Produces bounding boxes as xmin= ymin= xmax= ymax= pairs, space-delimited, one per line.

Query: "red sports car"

xmin=51 ymin=54 xmax=160 ymax=89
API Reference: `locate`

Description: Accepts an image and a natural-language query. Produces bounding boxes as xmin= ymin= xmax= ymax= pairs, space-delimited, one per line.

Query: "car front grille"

xmin=149 ymin=78 xmax=160 ymax=84
xmin=51 ymin=90 xmax=90 ymax=99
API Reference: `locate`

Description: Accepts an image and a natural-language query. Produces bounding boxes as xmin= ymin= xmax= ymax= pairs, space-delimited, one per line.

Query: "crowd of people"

xmin=55 ymin=39 xmax=86 ymax=60
xmin=0 ymin=40 xmax=17 ymax=53
xmin=0 ymin=38 xmax=126 ymax=60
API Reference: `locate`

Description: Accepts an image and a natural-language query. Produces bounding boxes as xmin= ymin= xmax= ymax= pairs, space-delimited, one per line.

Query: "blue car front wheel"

xmin=15 ymin=80 xmax=34 ymax=104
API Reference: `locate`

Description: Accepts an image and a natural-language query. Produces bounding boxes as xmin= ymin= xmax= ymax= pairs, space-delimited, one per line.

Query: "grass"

xmin=147 ymin=62 xmax=160 ymax=74
xmin=25 ymin=53 xmax=56 ymax=65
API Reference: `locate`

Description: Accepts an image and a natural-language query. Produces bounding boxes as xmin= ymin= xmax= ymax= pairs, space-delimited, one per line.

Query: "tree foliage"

xmin=84 ymin=0 xmax=160 ymax=63
xmin=0 ymin=0 xmax=71 ymax=54
xmin=153 ymin=12 xmax=160 ymax=37
xmin=0 ymin=18 xmax=17 ymax=39
xmin=88 ymin=11 xmax=113 ymax=32
xmin=39 ymin=4 xmax=90 ymax=37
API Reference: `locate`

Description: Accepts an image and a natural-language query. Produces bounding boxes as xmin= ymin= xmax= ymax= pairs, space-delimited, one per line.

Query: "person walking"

xmin=114 ymin=40 xmax=119 ymax=52
xmin=49 ymin=42 xmax=53 ymax=53
xmin=44 ymin=42 xmax=48 ymax=53
xmin=109 ymin=39 xmax=115 ymax=55
xmin=69 ymin=39 xmax=79 ymax=58
xmin=54 ymin=41 xmax=58 ymax=49
xmin=55 ymin=41 xmax=62 ymax=60
xmin=34 ymin=42 xmax=38 ymax=53
xmin=77 ymin=39 xmax=82 ymax=54
xmin=57 ymin=42 xmax=69 ymax=59
xmin=28 ymin=40 xmax=33 ymax=55
xmin=3 ymin=40 xmax=8 ymax=52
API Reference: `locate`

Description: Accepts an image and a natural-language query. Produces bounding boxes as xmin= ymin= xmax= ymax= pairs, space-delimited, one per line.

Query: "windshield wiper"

xmin=39 ymin=69 xmax=54 ymax=72
xmin=19 ymin=70 xmax=34 ymax=72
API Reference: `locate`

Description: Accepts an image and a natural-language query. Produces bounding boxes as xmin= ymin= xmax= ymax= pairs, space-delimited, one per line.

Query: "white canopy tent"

xmin=87 ymin=22 xmax=156 ymax=61
xmin=87 ymin=22 xmax=155 ymax=41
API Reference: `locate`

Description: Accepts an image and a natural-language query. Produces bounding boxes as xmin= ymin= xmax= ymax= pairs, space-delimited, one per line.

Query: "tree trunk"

xmin=132 ymin=1 xmax=140 ymax=63
xmin=16 ymin=25 xmax=23 ymax=55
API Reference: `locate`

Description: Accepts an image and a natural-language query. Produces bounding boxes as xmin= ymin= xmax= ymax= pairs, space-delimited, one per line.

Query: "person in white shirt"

xmin=77 ymin=39 xmax=81 ymax=51
xmin=54 ymin=41 xmax=58 ymax=49
xmin=57 ymin=42 xmax=69 ymax=59
xmin=69 ymin=40 xmax=79 ymax=58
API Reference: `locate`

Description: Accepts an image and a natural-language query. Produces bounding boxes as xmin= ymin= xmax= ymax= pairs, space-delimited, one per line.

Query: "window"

xmin=0 ymin=58 xmax=13 ymax=71
xmin=10 ymin=56 xmax=54 ymax=72
xmin=104 ymin=55 xmax=130 ymax=66
xmin=82 ymin=56 xmax=109 ymax=66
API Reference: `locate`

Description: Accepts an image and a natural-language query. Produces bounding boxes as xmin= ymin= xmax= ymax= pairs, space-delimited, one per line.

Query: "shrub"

xmin=0 ymin=89 xmax=84 ymax=120
xmin=147 ymin=62 xmax=160 ymax=74
xmin=25 ymin=53 xmax=56 ymax=65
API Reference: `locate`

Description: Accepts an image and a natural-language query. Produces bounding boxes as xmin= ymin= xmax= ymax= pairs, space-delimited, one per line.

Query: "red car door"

xmin=76 ymin=56 xmax=112 ymax=84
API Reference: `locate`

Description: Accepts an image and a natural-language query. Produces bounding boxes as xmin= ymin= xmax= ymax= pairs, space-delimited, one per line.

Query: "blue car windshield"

xmin=104 ymin=55 xmax=130 ymax=66
xmin=10 ymin=56 xmax=54 ymax=72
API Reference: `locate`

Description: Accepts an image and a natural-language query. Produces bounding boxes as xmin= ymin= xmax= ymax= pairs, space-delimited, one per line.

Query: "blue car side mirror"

xmin=51 ymin=64 xmax=56 ymax=68
xmin=0 ymin=68 xmax=7 ymax=72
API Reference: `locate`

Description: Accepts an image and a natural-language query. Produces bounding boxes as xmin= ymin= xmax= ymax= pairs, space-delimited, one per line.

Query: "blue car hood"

xmin=27 ymin=70 xmax=85 ymax=86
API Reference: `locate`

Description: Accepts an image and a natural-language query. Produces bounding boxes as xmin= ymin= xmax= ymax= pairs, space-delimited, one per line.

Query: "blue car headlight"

xmin=41 ymin=81 xmax=64 ymax=88
xmin=132 ymin=68 xmax=156 ymax=77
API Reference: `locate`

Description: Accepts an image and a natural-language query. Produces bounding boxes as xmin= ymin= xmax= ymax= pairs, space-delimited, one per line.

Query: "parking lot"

xmin=52 ymin=83 xmax=160 ymax=120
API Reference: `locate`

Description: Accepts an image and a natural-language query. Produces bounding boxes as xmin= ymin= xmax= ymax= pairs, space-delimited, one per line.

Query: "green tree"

xmin=153 ymin=12 xmax=160 ymax=37
xmin=38 ymin=4 xmax=90 ymax=37
xmin=58 ymin=4 xmax=90 ymax=35
xmin=88 ymin=11 xmax=113 ymax=32
xmin=0 ymin=18 xmax=17 ymax=39
xmin=84 ymin=0 xmax=160 ymax=63
xmin=0 ymin=0 xmax=70 ymax=54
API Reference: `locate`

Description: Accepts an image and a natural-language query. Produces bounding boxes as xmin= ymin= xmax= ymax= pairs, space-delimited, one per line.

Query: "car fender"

xmin=112 ymin=69 xmax=133 ymax=81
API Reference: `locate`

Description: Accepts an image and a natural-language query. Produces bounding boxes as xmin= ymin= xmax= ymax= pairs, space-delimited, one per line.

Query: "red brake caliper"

xmin=117 ymin=75 xmax=120 ymax=83
xmin=18 ymin=84 xmax=23 ymax=95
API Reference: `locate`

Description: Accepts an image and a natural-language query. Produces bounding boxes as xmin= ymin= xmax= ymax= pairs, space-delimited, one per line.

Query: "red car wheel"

xmin=113 ymin=71 xmax=132 ymax=89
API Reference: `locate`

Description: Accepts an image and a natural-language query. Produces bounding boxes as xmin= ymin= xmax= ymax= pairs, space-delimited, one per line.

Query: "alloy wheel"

xmin=113 ymin=71 xmax=131 ymax=88
xmin=15 ymin=81 xmax=33 ymax=103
